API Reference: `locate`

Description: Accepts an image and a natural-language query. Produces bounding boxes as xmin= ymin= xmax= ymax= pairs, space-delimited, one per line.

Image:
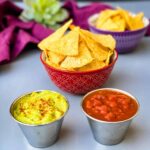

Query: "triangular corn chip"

xmin=77 ymin=59 xmax=106 ymax=71
xmin=96 ymin=9 xmax=120 ymax=28
xmin=100 ymin=18 xmax=120 ymax=31
xmin=45 ymin=50 xmax=65 ymax=65
xmin=79 ymin=31 xmax=109 ymax=61
xmin=117 ymin=8 xmax=133 ymax=30
xmin=80 ymin=29 xmax=116 ymax=50
xmin=38 ymin=19 xmax=72 ymax=51
xmin=46 ymin=29 xmax=79 ymax=56
xmin=60 ymin=40 xmax=93 ymax=69
xmin=105 ymin=50 xmax=114 ymax=65
xmin=131 ymin=12 xmax=144 ymax=30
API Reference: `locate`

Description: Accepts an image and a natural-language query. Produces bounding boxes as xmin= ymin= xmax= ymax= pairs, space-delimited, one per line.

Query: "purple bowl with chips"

xmin=88 ymin=13 xmax=149 ymax=53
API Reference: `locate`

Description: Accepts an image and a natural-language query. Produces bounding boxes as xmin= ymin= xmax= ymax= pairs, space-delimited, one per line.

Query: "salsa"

xmin=12 ymin=90 xmax=68 ymax=125
xmin=82 ymin=90 xmax=138 ymax=122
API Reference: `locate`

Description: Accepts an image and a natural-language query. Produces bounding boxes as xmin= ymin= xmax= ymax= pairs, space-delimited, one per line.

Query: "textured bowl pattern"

xmin=40 ymin=52 xmax=118 ymax=94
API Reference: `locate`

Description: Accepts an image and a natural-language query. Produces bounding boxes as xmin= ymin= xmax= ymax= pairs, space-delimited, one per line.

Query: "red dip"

xmin=82 ymin=90 xmax=138 ymax=122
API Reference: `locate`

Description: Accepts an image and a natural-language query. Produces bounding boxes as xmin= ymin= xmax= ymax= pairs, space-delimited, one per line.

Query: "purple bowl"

xmin=88 ymin=14 xmax=149 ymax=53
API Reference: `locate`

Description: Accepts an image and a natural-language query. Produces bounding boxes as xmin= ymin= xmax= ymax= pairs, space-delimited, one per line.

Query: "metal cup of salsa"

xmin=81 ymin=88 xmax=139 ymax=145
xmin=10 ymin=90 xmax=69 ymax=148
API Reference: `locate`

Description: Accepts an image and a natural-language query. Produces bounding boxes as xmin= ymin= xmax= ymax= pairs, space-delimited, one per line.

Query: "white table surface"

xmin=1 ymin=1 xmax=150 ymax=150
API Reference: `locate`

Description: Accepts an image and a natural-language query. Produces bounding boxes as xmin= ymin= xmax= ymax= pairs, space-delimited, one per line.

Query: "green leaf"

xmin=20 ymin=0 xmax=68 ymax=28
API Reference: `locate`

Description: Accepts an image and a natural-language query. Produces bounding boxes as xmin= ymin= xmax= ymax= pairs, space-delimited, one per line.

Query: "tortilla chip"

xmin=112 ymin=15 xmax=121 ymax=22
xmin=113 ymin=18 xmax=126 ymax=31
xmin=105 ymin=50 xmax=114 ymax=65
xmin=60 ymin=40 xmax=93 ymax=69
xmin=96 ymin=9 xmax=120 ymax=28
xmin=101 ymin=18 xmax=119 ymax=31
xmin=45 ymin=50 xmax=65 ymax=65
xmin=79 ymin=31 xmax=109 ymax=61
xmin=45 ymin=59 xmax=60 ymax=68
xmin=95 ymin=8 xmax=144 ymax=32
xmin=117 ymin=8 xmax=133 ymax=30
xmin=77 ymin=59 xmax=106 ymax=71
xmin=38 ymin=19 xmax=72 ymax=51
xmin=46 ymin=29 xmax=79 ymax=56
xmin=131 ymin=12 xmax=144 ymax=30
xmin=38 ymin=20 xmax=116 ymax=72
xmin=80 ymin=29 xmax=116 ymax=50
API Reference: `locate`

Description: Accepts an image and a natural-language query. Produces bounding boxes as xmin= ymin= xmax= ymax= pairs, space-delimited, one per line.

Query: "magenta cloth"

xmin=0 ymin=0 xmax=53 ymax=64
xmin=146 ymin=20 xmax=150 ymax=36
xmin=64 ymin=0 xmax=112 ymax=29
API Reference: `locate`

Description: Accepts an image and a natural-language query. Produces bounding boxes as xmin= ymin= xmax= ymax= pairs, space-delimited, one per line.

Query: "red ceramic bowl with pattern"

xmin=40 ymin=51 xmax=118 ymax=94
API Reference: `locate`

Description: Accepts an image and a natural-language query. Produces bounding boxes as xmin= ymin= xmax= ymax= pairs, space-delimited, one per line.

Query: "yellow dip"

xmin=12 ymin=90 xmax=68 ymax=125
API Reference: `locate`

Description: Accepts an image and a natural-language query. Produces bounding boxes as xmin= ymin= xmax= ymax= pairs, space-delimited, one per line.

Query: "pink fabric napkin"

xmin=0 ymin=0 xmax=53 ymax=64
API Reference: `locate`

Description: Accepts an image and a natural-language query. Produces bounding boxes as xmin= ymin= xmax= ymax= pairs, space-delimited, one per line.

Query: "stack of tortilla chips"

xmin=95 ymin=8 xmax=144 ymax=31
xmin=38 ymin=20 xmax=116 ymax=71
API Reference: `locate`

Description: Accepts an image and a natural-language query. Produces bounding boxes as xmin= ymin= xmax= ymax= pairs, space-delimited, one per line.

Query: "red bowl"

xmin=40 ymin=51 xmax=118 ymax=94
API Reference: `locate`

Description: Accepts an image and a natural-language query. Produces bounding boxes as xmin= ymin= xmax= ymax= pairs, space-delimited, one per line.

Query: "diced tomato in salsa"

xmin=82 ymin=90 xmax=138 ymax=122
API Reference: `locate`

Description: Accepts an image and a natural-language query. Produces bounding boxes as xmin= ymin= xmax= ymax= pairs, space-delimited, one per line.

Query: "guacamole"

xmin=12 ymin=90 xmax=68 ymax=125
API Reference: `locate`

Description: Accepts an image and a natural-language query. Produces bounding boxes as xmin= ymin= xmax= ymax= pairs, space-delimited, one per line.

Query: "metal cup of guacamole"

xmin=10 ymin=90 xmax=69 ymax=148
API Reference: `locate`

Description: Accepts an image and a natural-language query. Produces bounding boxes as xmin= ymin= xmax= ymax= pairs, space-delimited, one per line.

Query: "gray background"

xmin=0 ymin=1 xmax=150 ymax=150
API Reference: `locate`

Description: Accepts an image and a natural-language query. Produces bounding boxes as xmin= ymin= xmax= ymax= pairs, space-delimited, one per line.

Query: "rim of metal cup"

xmin=10 ymin=90 xmax=69 ymax=127
xmin=81 ymin=88 xmax=140 ymax=124
xmin=88 ymin=13 xmax=150 ymax=33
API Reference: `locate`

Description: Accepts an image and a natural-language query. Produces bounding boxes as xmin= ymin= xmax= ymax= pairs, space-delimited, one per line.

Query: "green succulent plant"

xmin=20 ymin=0 xmax=68 ymax=29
